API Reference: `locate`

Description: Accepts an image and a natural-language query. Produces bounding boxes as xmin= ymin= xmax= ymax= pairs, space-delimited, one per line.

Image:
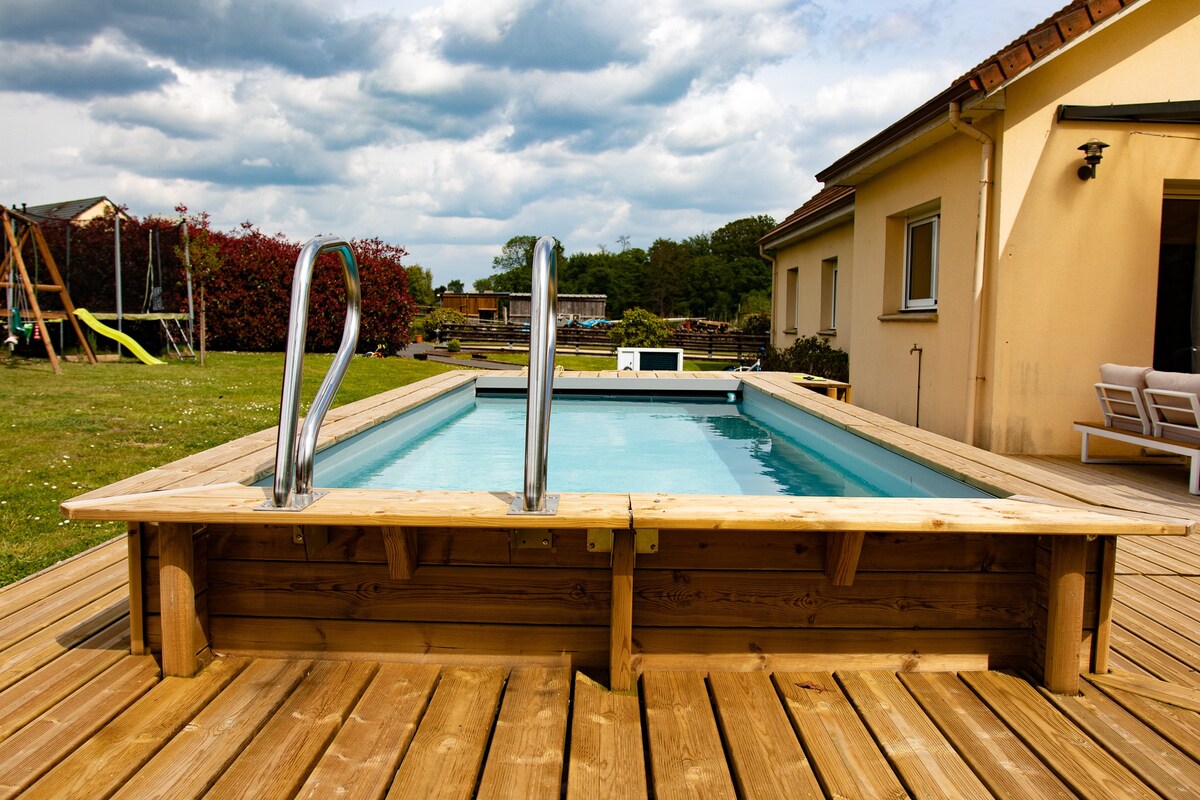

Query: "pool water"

xmin=309 ymin=388 xmax=989 ymax=498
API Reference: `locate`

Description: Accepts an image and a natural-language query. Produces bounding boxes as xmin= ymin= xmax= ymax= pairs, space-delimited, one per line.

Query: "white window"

xmin=904 ymin=214 xmax=939 ymax=310
xmin=785 ymin=267 xmax=799 ymax=331
xmin=821 ymin=257 xmax=838 ymax=331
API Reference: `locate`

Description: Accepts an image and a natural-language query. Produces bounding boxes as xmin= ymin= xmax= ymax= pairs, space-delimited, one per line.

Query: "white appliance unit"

xmin=617 ymin=347 xmax=684 ymax=371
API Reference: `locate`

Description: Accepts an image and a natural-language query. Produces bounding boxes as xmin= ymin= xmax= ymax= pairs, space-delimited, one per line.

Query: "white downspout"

xmin=948 ymin=101 xmax=993 ymax=448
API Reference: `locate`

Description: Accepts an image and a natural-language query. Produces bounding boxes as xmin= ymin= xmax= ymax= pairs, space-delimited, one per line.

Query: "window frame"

xmin=903 ymin=213 xmax=939 ymax=310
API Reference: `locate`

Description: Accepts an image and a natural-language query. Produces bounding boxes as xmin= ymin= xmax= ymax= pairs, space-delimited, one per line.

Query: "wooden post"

xmin=382 ymin=526 xmax=418 ymax=580
xmin=127 ymin=523 xmax=146 ymax=656
xmin=610 ymin=529 xmax=636 ymax=692
xmin=159 ymin=522 xmax=200 ymax=677
xmin=1092 ymin=535 xmax=1118 ymax=675
xmin=1044 ymin=536 xmax=1088 ymax=694
xmin=825 ymin=530 xmax=865 ymax=586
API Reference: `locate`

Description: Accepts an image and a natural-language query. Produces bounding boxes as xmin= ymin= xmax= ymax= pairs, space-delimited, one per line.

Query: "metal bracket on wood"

xmin=635 ymin=528 xmax=659 ymax=554
xmin=291 ymin=525 xmax=328 ymax=560
xmin=512 ymin=530 xmax=553 ymax=549
xmin=587 ymin=528 xmax=614 ymax=553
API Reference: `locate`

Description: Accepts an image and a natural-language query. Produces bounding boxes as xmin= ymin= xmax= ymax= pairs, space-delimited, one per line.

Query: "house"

xmin=19 ymin=196 xmax=130 ymax=223
xmin=760 ymin=0 xmax=1200 ymax=455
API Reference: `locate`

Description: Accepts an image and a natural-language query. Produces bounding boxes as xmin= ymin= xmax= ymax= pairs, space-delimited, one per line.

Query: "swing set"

xmin=1 ymin=206 xmax=96 ymax=373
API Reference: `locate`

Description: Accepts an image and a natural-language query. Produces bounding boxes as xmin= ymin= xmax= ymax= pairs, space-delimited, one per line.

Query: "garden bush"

xmin=761 ymin=335 xmax=849 ymax=381
xmin=422 ymin=308 xmax=468 ymax=342
xmin=609 ymin=308 xmax=671 ymax=348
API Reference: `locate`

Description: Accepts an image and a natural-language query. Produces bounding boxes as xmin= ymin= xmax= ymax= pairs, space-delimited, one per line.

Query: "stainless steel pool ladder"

xmin=510 ymin=236 xmax=559 ymax=515
xmin=262 ymin=236 xmax=361 ymax=510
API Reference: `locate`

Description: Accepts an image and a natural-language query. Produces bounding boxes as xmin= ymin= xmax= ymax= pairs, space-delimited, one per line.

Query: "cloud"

xmin=0 ymin=0 xmax=382 ymax=78
xmin=0 ymin=38 xmax=176 ymax=99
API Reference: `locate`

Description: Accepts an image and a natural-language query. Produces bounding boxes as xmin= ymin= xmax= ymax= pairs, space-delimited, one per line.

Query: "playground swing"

xmin=0 ymin=206 xmax=97 ymax=372
xmin=141 ymin=226 xmax=195 ymax=359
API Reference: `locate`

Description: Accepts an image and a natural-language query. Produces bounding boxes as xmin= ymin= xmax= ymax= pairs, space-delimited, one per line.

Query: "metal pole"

xmin=114 ymin=215 xmax=124 ymax=358
xmin=515 ymin=237 xmax=558 ymax=514
xmin=181 ymin=221 xmax=195 ymax=342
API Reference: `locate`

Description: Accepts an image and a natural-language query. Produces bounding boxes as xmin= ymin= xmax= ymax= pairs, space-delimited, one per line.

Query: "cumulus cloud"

xmin=0 ymin=0 xmax=1070 ymax=285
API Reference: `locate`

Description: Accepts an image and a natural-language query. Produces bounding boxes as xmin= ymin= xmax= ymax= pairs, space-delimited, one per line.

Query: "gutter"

xmin=948 ymin=102 xmax=993 ymax=448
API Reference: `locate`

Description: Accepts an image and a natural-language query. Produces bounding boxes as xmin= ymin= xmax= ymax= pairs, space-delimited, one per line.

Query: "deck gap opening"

xmin=558 ymin=669 xmax=577 ymax=798
xmin=637 ymin=673 xmax=656 ymax=798
xmin=703 ymin=672 xmax=745 ymax=795
xmin=470 ymin=667 xmax=511 ymax=798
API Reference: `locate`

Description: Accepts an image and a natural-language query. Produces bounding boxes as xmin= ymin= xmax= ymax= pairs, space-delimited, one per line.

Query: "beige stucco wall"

xmin=982 ymin=0 xmax=1200 ymax=454
xmin=844 ymin=135 xmax=989 ymax=436
xmin=770 ymin=220 xmax=854 ymax=355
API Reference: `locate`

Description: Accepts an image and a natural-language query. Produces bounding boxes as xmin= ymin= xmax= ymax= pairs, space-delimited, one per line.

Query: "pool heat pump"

xmin=617 ymin=347 xmax=684 ymax=371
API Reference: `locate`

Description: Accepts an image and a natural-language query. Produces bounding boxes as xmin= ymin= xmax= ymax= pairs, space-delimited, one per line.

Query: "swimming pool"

xmin=306 ymin=383 xmax=990 ymax=498
xmin=61 ymin=370 xmax=1182 ymax=695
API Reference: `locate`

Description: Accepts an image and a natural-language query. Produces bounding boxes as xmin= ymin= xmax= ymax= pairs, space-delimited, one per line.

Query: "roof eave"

xmin=759 ymin=197 xmax=855 ymax=254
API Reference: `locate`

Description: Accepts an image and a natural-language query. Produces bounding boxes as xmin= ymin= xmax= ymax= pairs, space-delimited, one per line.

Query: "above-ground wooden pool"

xmin=62 ymin=370 xmax=1189 ymax=694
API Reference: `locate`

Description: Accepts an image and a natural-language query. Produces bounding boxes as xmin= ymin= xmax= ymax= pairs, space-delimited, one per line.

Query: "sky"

xmin=0 ymin=0 xmax=1069 ymax=288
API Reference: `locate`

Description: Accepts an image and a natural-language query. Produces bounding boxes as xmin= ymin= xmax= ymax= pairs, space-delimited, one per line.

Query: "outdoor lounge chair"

xmin=1074 ymin=364 xmax=1200 ymax=494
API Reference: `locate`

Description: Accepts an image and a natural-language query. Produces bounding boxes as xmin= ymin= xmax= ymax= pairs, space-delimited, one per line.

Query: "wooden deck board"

xmin=773 ymin=671 xmax=907 ymax=799
xmin=1040 ymin=679 xmax=1200 ymax=799
xmin=207 ymin=660 xmax=378 ymax=800
xmin=387 ymin=666 xmax=506 ymax=800
xmin=708 ymin=670 xmax=823 ymax=799
xmin=566 ymin=673 xmax=647 ymax=800
xmin=296 ymin=662 xmax=440 ymax=800
xmin=0 ymin=655 xmax=160 ymax=799
xmin=477 ymin=666 xmax=571 ymax=800
xmin=961 ymin=670 xmax=1161 ymax=800
xmin=838 ymin=670 xmax=992 ymax=799
xmin=899 ymin=672 xmax=1075 ymax=799
xmin=21 ymin=655 xmax=248 ymax=800
xmin=110 ymin=658 xmax=313 ymax=799
xmin=642 ymin=670 xmax=737 ymax=799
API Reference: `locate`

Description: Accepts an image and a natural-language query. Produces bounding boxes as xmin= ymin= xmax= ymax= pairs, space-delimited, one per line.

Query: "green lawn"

xmin=0 ymin=351 xmax=459 ymax=586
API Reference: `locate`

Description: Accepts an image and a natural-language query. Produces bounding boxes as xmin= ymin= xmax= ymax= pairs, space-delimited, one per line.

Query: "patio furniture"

xmin=1074 ymin=364 xmax=1200 ymax=494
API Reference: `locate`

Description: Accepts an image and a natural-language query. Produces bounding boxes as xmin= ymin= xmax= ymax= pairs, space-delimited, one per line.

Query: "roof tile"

xmin=1057 ymin=7 xmax=1094 ymax=39
xmin=1087 ymin=0 xmax=1124 ymax=19
xmin=1027 ymin=25 xmax=1065 ymax=57
xmin=997 ymin=43 xmax=1035 ymax=77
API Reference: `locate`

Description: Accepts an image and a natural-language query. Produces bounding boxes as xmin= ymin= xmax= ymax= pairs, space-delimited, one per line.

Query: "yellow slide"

xmin=74 ymin=309 xmax=166 ymax=365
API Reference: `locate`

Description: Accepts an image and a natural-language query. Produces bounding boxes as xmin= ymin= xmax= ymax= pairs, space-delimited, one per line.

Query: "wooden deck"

xmin=5 ymin=455 xmax=1200 ymax=797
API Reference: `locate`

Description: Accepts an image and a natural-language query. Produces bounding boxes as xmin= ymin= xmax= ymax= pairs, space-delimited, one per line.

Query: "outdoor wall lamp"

xmin=1077 ymin=138 xmax=1109 ymax=180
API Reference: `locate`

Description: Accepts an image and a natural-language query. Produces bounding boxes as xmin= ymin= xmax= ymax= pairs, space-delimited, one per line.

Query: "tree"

xmin=489 ymin=235 xmax=563 ymax=293
xmin=405 ymin=264 xmax=435 ymax=306
xmin=710 ymin=215 xmax=776 ymax=262
xmin=174 ymin=205 xmax=223 ymax=365
xmin=647 ymin=238 xmax=687 ymax=317
xmin=446 ymin=278 xmax=464 ymax=293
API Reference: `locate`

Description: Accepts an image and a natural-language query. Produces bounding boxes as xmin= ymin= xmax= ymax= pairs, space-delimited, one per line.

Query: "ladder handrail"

xmin=520 ymin=236 xmax=558 ymax=512
xmin=270 ymin=236 xmax=361 ymax=509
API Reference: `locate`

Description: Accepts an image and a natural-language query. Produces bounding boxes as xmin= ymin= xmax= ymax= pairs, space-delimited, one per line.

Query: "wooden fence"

xmin=431 ymin=323 xmax=768 ymax=361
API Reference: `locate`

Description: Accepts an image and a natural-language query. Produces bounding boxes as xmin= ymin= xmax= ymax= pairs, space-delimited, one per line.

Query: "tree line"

xmin=438 ymin=215 xmax=776 ymax=322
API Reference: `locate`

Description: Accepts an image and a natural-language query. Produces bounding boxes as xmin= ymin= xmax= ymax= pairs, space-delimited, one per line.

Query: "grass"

xmin=0 ymin=351 xmax=459 ymax=586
